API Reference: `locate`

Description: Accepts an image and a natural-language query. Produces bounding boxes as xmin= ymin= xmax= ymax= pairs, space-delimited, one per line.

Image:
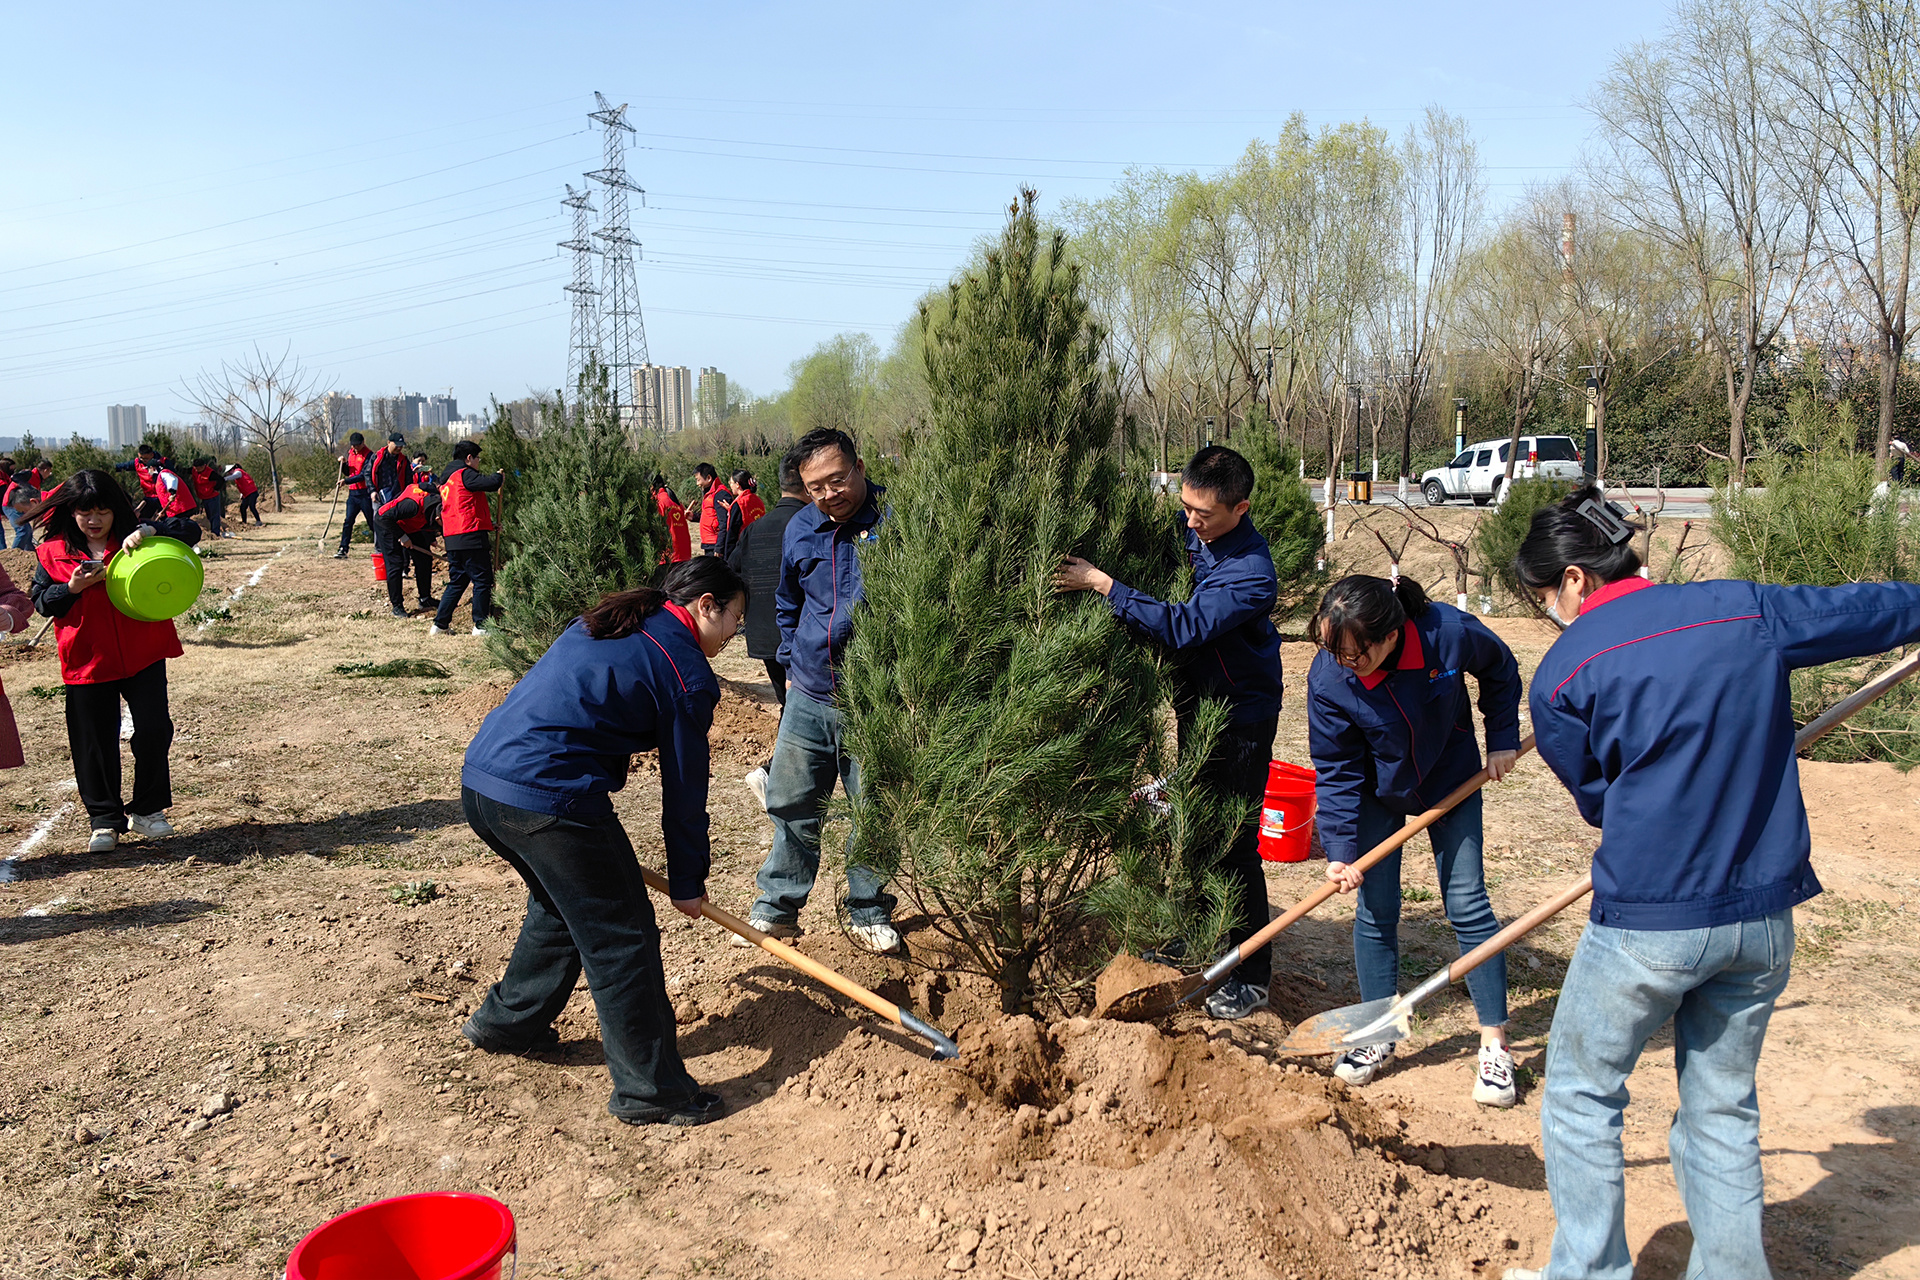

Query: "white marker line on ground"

xmin=197 ymin=541 xmax=292 ymax=633
xmin=4 ymin=781 xmax=80 ymax=879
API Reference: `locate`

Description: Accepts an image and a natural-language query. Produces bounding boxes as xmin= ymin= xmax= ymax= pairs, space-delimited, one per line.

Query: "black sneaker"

xmin=617 ymin=1090 xmax=726 ymax=1128
xmin=390 ymin=606 xmax=409 ymax=618
xmin=460 ymin=1017 xmax=560 ymax=1055
xmin=1204 ymin=978 xmax=1269 ymax=1021
xmin=332 ymin=550 xmax=349 ymax=560
xmin=419 ymin=597 xmax=440 ymax=610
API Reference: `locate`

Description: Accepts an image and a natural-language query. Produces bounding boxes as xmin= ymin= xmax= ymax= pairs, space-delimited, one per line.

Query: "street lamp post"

xmin=1453 ymin=398 xmax=1468 ymax=457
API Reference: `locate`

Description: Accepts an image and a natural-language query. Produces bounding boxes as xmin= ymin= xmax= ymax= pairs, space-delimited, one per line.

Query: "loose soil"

xmin=0 ymin=502 xmax=1913 ymax=1279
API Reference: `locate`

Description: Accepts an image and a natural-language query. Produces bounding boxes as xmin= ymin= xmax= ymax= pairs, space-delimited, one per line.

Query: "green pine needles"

xmin=488 ymin=365 xmax=666 ymax=674
xmin=843 ymin=191 xmax=1245 ymax=1014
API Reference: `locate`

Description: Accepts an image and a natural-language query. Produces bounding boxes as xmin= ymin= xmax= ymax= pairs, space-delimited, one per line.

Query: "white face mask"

xmin=1544 ymin=602 xmax=1570 ymax=629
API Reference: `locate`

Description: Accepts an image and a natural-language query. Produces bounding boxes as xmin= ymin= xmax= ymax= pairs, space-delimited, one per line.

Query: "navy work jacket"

xmin=1309 ymin=601 xmax=1523 ymax=864
xmin=461 ymin=606 xmax=717 ymax=900
xmin=1106 ymin=515 xmax=1283 ymax=725
xmin=1531 ymin=576 xmax=1920 ymax=931
xmin=776 ymin=484 xmax=884 ymax=704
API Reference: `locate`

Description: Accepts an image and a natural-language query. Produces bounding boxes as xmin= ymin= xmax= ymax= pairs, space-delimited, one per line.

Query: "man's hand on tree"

xmin=1053 ymin=556 xmax=1114 ymax=597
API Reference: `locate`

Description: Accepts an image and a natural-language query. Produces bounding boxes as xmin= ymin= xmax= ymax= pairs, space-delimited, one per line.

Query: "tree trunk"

xmin=1877 ymin=323 xmax=1901 ymax=478
xmin=268 ymin=443 xmax=285 ymax=512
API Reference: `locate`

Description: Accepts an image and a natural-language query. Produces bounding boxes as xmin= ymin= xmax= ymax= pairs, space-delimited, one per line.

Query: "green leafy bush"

xmin=1474 ymin=478 xmax=1577 ymax=608
xmin=1238 ymin=408 xmax=1326 ymax=589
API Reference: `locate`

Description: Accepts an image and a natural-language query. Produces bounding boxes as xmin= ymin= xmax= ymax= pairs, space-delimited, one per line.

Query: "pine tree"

xmin=843 ymin=192 xmax=1240 ymax=1014
xmin=488 ymin=367 xmax=664 ymax=674
xmin=1238 ymin=406 xmax=1326 ymax=585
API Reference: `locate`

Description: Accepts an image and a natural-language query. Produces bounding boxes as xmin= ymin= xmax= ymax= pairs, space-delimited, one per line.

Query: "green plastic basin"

xmin=105 ymin=537 xmax=204 ymax=622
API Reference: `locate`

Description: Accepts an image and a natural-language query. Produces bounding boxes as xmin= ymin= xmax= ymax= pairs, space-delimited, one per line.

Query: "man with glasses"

xmin=737 ymin=428 xmax=901 ymax=953
xmin=1054 ymin=445 xmax=1284 ymax=1020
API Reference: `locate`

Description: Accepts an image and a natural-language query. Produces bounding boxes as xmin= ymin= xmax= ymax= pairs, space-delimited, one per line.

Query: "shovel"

xmin=1277 ymin=648 xmax=1920 ymax=1057
xmin=1098 ymin=735 xmax=1537 ymax=1021
xmin=637 ymin=866 xmax=959 ymax=1060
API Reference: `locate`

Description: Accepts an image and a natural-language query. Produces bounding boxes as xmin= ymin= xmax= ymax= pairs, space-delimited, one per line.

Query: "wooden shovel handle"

xmin=1233 ymin=733 xmax=1537 ymax=959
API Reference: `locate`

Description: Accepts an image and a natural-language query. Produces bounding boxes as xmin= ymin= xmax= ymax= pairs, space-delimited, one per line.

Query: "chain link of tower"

xmin=586 ymin=91 xmax=653 ymax=434
xmin=560 ymin=184 xmax=601 ymax=396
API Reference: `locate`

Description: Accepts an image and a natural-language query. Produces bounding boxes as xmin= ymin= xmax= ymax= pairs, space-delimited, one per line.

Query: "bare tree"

xmin=181 ymin=345 xmax=325 ymax=512
xmin=1457 ymin=218 xmax=1573 ymax=490
xmin=1590 ymin=0 xmax=1823 ymax=484
xmin=1780 ymin=0 xmax=1920 ymax=478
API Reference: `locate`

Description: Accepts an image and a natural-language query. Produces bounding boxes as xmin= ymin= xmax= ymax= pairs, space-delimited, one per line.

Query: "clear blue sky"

xmin=0 ymin=0 xmax=1675 ymax=441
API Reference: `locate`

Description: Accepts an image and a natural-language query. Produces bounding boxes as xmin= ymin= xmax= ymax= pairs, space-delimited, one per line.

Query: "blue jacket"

xmin=776 ymin=484 xmax=884 ymax=704
xmin=461 ymin=607 xmax=718 ymax=900
xmin=1106 ymin=516 xmax=1283 ymax=725
xmin=1309 ymin=601 xmax=1524 ymax=864
xmin=1531 ymin=576 xmax=1920 ymax=931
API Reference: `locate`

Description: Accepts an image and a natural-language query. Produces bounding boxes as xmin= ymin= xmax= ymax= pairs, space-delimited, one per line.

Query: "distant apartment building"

xmin=107 ymin=404 xmax=147 ymax=449
xmin=369 ymin=393 xmax=426 ymax=435
xmin=322 ymin=392 xmax=364 ymax=441
xmin=635 ymin=364 xmax=694 ymax=433
xmin=446 ymin=417 xmax=484 ymax=441
xmin=696 ymin=368 xmax=728 ymax=429
xmin=421 ymin=395 xmax=458 ymax=431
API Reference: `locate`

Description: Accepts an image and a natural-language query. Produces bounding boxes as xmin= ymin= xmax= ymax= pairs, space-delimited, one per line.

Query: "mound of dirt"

xmin=765 ymin=1010 xmax=1536 ymax=1279
xmin=440 ymin=676 xmax=512 ymax=732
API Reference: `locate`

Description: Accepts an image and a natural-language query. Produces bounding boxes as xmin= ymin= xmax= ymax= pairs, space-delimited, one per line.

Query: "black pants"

xmin=238 ymin=491 xmax=260 ymax=523
xmin=66 ymin=660 xmax=172 ymax=831
xmin=384 ymin=543 xmax=433 ymax=611
xmin=435 ymin=544 xmax=493 ymax=629
xmin=337 ymin=490 xmax=373 ymax=552
xmin=764 ymin=658 xmax=787 ymax=707
xmin=1180 ymin=711 xmax=1277 ymax=988
xmin=461 ymin=787 xmax=701 ymax=1120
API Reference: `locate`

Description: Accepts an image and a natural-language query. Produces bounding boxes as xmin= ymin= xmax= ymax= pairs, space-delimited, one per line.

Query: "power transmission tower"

xmin=560 ymin=184 xmax=601 ymax=396
xmin=587 ymin=91 xmax=652 ymax=433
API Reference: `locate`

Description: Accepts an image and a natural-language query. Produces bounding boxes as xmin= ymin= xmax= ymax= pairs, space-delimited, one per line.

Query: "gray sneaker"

xmin=1332 ymin=1041 xmax=1396 ymax=1086
xmin=732 ymin=916 xmax=801 ymax=947
xmin=1203 ymin=978 xmax=1269 ymax=1021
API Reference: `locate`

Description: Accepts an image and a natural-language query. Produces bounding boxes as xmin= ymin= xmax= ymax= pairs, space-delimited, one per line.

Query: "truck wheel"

xmin=1421 ymin=480 xmax=1447 ymax=506
xmin=1471 ymin=494 xmax=1491 ymax=507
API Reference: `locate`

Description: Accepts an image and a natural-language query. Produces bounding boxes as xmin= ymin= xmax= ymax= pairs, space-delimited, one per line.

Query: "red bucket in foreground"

xmin=1258 ymin=760 xmax=1316 ymax=862
xmin=285 ymin=1192 xmax=515 ymax=1280
xmin=371 ymin=550 xmax=386 ymax=582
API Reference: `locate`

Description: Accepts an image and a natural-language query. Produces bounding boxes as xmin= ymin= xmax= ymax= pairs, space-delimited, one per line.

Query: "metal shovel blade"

xmin=1276 ymin=995 xmax=1411 ymax=1057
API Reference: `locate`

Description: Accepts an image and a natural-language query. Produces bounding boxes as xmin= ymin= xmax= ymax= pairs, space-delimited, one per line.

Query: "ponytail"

xmin=1311 ymin=574 xmax=1430 ymax=655
xmin=581 ymin=556 xmax=748 ymax=641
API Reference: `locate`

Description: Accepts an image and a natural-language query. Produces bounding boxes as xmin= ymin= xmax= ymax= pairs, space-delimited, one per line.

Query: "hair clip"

xmin=1575 ymin=498 xmax=1634 ymax=546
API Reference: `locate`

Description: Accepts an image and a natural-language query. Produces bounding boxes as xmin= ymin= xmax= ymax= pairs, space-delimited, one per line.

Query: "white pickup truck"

xmin=1420 ymin=434 xmax=1585 ymax=506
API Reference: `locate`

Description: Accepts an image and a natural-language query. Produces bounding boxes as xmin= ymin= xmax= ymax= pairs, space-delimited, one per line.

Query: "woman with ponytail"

xmin=1306 ymin=572 xmax=1524 ymax=1107
xmin=458 ymin=557 xmax=747 ymax=1128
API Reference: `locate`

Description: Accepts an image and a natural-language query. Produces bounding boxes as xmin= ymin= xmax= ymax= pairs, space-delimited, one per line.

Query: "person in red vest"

xmin=653 ymin=475 xmax=692 ymax=565
xmin=189 ymin=456 xmax=230 ymax=539
xmin=113 ymin=445 xmax=163 ymax=504
xmin=374 ymin=465 xmax=440 ymax=618
xmin=431 ymin=441 xmax=503 ymax=637
xmin=27 ymin=470 xmax=202 ymax=853
xmin=731 ymin=470 xmax=766 ymax=527
xmin=225 ymin=463 xmax=261 ymax=525
xmin=3 ymin=464 xmax=48 ymax=550
xmin=150 ymin=457 xmax=197 ymax=520
xmin=334 ymin=431 xmax=374 ymax=558
xmin=695 ymin=463 xmax=740 ymax=559
xmin=362 ymin=433 xmax=410 ymax=504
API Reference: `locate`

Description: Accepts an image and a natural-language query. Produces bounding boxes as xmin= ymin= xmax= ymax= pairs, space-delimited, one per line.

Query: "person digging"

xmin=1053 ymin=444 xmax=1284 ymax=1021
xmin=372 ymin=465 xmax=440 ymax=618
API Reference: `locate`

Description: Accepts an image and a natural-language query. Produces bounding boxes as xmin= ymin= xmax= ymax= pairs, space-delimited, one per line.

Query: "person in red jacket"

xmin=374 ymin=468 xmax=441 ymax=618
xmin=695 ymin=463 xmax=740 ymax=558
xmin=731 ymin=470 xmax=766 ymax=527
xmin=3 ymin=464 xmax=48 ymax=550
xmin=190 ymin=456 xmax=230 ymax=538
xmin=0 ymin=559 xmax=30 ymax=773
xmin=653 ymin=475 xmax=692 ymax=565
xmin=431 ymin=441 xmax=503 ymax=636
xmin=113 ymin=445 xmax=163 ymax=505
xmin=225 ymin=463 xmax=261 ymax=525
xmin=334 ymin=432 xmax=374 ymax=558
xmin=27 ymin=470 xmax=202 ymax=853
xmin=151 ymin=457 xmax=197 ymax=520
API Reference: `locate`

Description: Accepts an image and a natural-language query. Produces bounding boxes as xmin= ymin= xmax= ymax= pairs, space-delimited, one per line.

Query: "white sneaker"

xmin=850 ymin=922 xmax=902 ymax=954
xmin=127 ymin=813 xmax=174 ymax=839
xmin=745 ymin=766 xmax=769 ymax=809
xmin=1474 ymin=1044 xmax=1518 ymax=1108
xmin=87 ymin=828 xmax=117 ymax=854
xmin=731 ymin=916 xmax=801 ymax=947
xmin=1332 ymin=1041 xmax=1395 ymax=1086
xmin=429 ymin=624 xmax=451 ymax=636
xmin=470 ymin=627 xmax=488 ymax=637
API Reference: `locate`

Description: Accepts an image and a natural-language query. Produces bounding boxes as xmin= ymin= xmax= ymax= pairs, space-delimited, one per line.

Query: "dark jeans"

xmin=238 ymin=491 xmax=260 ymax=523
xmin=435 ymin=544 xmax=493 ymax=629
xmin=337 ymin=490 xmax=374 ymax=552
xmin=201 ymin=495 xmax=225 ymax=536
xmin=461 ymin=787 xmax=702 ymax=1121
xmin=763 ymin=658 xmax=787 ymax=707
xmin=66 ymin=659 xmax=172 ymax=830
xmin=7 ymin=513 xmax=33 ymax=550
xmin=383 ymin=538 xmax=433 ymax=610
xmin=1180 ymin=711 xmax=1276 ymax=988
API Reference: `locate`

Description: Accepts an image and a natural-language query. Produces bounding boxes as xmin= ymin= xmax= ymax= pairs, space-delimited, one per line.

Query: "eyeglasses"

xmin=804 ymin=470 xmax=856 ymax=500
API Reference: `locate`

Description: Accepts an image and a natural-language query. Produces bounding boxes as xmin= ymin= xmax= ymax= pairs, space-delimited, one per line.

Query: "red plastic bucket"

xmin=1258 ymin=760 xmax=1316 ymax=862
xmin=371 ymin=551 xmax=386 ymax=582
xmin=285 ymin=1192 xmax=515 ymax=1280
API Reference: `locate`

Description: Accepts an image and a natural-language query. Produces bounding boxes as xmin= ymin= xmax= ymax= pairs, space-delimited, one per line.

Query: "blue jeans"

xmin=1541 ymin=910 xmax=1792 ymax=1280
xmin=1352 ymin=789 xmax=1507 ymax=1026
xmin=6 ymin=511 xmax=32 ymax=550
xmin=460 ymin=787 xmax=703 ymax=1121
xmin=337 ymin=490 xmax=374 ymax=553
xmin=201 ymin=495 xmax=225 ymax=536
xmin=751 ymin=687 xmax=894 ymax=927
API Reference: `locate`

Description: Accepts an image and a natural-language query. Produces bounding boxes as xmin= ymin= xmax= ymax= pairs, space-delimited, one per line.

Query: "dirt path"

xmin=0 ymin=503 xmax=1913 ymax=1279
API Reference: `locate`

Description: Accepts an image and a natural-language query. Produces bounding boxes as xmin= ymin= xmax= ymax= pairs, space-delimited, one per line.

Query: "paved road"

xmin=1307 ymin=483 xmax=1716 ymax=519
